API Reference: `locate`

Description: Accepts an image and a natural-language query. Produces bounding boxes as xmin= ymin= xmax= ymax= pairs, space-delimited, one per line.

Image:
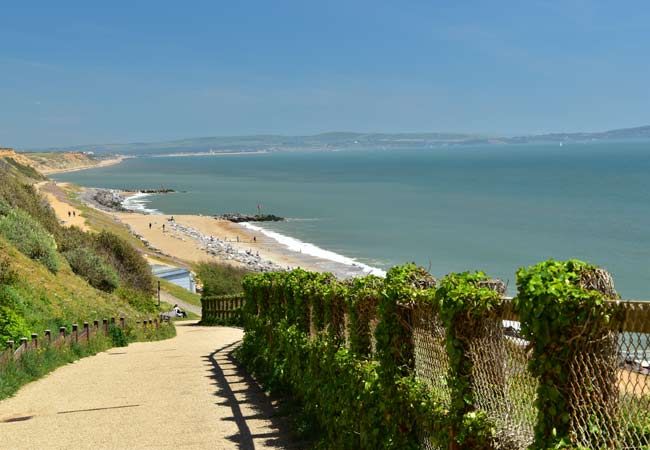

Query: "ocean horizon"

xmin=53 ymin=141 xmax=650 ymax=299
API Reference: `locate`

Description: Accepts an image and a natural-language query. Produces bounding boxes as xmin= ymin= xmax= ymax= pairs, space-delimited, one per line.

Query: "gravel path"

xmin=0 ymin=322 xmax=296 ymax=450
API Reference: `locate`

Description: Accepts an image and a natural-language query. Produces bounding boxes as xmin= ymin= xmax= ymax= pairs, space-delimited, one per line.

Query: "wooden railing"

xmin=0 ymin=316 xmax=171 ymax=366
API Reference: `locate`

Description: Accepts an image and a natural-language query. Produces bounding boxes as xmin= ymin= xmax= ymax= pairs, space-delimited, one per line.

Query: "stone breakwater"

xmin=166 ymin=220 xmax=284 ymax=272
xmin=80 ymin=188 xmax=128 ymax=212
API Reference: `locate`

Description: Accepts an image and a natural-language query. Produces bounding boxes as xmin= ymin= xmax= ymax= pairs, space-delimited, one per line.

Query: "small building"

xmin=151 ymin=264 xmax=196 ymax=293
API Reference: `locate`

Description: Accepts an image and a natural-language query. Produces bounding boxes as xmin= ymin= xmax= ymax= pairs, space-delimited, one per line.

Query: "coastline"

xmin=71 ymin=186 xmax=379 ymax=278
xmin=39 ymin=156 xmax=127 ymax=175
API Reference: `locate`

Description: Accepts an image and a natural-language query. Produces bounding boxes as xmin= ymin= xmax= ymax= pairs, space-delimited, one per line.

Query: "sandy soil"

xmin=0 ymin=322 xmax=297 ymax=450
xmin=35 ymin=181 xmax=89 ymax=231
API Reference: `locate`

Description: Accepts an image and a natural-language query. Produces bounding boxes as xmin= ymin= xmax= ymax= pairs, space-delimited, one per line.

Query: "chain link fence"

xmin=408 ymin=299 xmax=649 ymax=449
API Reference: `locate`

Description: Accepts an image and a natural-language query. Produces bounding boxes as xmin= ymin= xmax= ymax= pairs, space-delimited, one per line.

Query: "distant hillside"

xmin=506 ymin=124 xmax=650 ymax=144
xmin=15 ymin=124 xmax=650 ymax=156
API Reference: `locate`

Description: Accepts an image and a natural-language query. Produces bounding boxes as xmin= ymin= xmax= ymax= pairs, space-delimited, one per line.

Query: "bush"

xmin=62 ymin=247 xmax=120 ymax=293
xmin=115 ymin=286 xmax=157 ymax=313
xmin=108 ymin=324 xmax=128 ymax=347
xmin=94 ymin=231 xmax=153 ymax=294
xmin=0 ymin=206 xmax=59 ymax=273
xmin=198 ymin=262 xmax=250 ymax=296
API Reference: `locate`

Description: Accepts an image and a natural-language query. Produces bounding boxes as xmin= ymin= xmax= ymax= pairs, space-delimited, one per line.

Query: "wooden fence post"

xmin=94 ymin=320 xmax=99 ymax=331
xmin=103 ymin=319 xmax=108 ymax=334
xmin=59 ymin=326 xmax=66 ymax=339
xmin=120 ymin=317 xmax=125 ymax=328
xmin=111 ymin=317 xmax=116 ymax=326
xmin=19 ymin=337 xmax=27 ymax=350
xmin=31 ymin=333 xmax=38 ymax=348
xmin=6 ymin=340 xmax=14 ymax=352
xmin=83 ymin=322 xmax=90 ymax=342
xmin=72 ymin=324 xmax=78 ymax=343
xmin=44 ymin=329 xmax=51 ymax=344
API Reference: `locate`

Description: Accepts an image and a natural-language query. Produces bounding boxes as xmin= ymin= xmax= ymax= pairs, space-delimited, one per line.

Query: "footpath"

xmin=0 ymin=322 xmax=296 ymax=450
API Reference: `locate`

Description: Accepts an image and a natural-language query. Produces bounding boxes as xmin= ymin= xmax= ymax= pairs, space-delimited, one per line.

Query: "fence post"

xmin=111 ymin=317 xmax=116 ymax=326
xmin=31 ymin=333 xmax=38 ymax=348
xmin=94 ymin=320 xmax=99 ymax=331
xmin=83 ymin=322 xmax=90 ymax=342
xmin=6 ymin=340 xmax=14 ymax=352
xmin=72 ymin=324 xmax=78 ymax=343
xmin=120 ymin=317 xmax=125 ymax=328
xmin=515 ymin=261 xmax=620 ymax=449
xmin=103 ymin=319 xmax=108 ymax=334
xmin=19 ymin=337 xmax=28 ymax=350
xmin=44 ymin=329 xmax=51 ymax=343
xmin=59 ymin=326 xmax=66 ymax=339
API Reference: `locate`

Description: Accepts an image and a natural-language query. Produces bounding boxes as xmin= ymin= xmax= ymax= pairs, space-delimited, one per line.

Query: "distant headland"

xmin=12 ymin=124 xmax=650 ymax=157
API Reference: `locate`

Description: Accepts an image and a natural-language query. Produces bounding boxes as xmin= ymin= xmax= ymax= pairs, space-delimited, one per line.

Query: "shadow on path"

xmin=204 ymin=341 xmax=301 ymax=450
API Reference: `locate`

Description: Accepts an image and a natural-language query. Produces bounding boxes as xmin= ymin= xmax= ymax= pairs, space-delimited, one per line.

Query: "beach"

xmin=44 ymin=181 xmax=374 ymax=278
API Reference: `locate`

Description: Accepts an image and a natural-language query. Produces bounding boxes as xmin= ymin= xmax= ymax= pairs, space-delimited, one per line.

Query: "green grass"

xmin=157 ymin=277 xmax=201 ymax=307
xmin=197 ymin=262 xmax=251 ymax=296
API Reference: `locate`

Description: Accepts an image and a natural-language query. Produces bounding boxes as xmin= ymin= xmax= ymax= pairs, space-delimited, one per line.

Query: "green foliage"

xmin=347 ymin=275 xmax=382 ymax=357
xmin=0 ymin=333 xmax=111 ymax=399
xmin=3 ymin=157 xmax=45 ymax=180
xmin=0 ymin=206 xmax=59 ymax=273
xmin=63 ymin=247 xmax=120 ymax=292
xmin=0 ymin=256 xmax=18 ymax=285
xmin=436 ymin=272 xmax=502 ymax=425
xmin=514 ymin=260 xmax=620 ymax=449
xmin=240 ymin=267 xmax=445 ymax=449
xmin=197 ymin=262 xmax=251 ymax=296
xmin=108 ymin=323 xmax=128 ymax=347
xmin=115 ymin=286 xmax=157 ymax=312
xmin=94 ymin=230 xmax=154 ymax=294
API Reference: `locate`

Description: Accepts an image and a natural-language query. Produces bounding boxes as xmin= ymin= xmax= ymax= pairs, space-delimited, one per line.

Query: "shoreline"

xmin=39 ymin=156 xmax=128 ymax=175
xmin=74 ymin=186 xmax=378 ymax=278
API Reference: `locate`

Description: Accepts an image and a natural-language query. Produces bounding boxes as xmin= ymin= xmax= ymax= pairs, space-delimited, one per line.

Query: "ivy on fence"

xmin=238 ymin=260 xmax=649 ymax=450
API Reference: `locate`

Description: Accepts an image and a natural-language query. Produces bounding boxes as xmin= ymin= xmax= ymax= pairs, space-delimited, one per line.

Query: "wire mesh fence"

xmin=295 ymin=290 xmax=649 ymax=449
xmin=394 ymin=299 xmax=648 ymax=449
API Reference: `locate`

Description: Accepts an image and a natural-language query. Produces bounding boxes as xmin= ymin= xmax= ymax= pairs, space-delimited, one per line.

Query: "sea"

xmin=52 ymin=141 xmax=650 ymax=299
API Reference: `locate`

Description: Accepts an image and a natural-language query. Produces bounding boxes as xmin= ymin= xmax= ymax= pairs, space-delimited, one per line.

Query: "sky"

xmin=1 ymin=0 xmax=650 ymax=148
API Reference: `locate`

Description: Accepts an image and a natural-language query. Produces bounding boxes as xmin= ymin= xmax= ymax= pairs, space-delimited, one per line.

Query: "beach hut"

xmin=151 ymin=264 xmax=196 ymax=293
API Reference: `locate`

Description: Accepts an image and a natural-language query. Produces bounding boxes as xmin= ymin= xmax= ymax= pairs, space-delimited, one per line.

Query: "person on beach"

xmin=68 ymin=211 xmax=71 ymax=218
xmin=162 ymin=224 xmax=165 ymax=232
xmin=73 ymin=211 xmax=76 ymax=217
xmin=253 ymin=236 xmax=256 ymax=243
xmin=149 ymin=222 xmax=152 ymax=229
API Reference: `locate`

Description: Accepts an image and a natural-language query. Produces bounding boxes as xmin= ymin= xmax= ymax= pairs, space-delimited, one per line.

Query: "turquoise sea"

xmin=53 ymin=142 xmax=650 ymax=299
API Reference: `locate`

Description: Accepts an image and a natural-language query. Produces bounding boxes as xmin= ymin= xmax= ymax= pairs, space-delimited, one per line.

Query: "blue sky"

xmin=1 ymin=1 xmax=649 ymax=148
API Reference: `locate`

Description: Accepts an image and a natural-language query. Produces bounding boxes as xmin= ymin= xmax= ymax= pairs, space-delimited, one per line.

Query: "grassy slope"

xmin=156 ymin=277 xmax=201 ymax=307
xmin=0 ymin=235 xmax=143 ymax=334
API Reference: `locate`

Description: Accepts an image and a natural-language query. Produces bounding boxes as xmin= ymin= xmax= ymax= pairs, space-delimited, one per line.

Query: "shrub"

xmin=115 ymin=286 xmax=157 ymax=313
xmin=0 ymin=206 xmax=59 ymax=273
xmin=62 ymin=247 xmax=120 ymax=293
xmin=108 ymin=324 xmax=128 ymax=347
xmin=94 ymin=231 xmax=153 ymax=294
xmin=198 ymin=262 xmax=250 ymax=296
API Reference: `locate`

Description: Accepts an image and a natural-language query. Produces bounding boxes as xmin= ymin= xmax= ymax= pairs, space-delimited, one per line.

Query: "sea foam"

xmin=240 ymin=222 xmax=386 ymax=277
xmin=122 ymin=193 xmax=160 ymax=214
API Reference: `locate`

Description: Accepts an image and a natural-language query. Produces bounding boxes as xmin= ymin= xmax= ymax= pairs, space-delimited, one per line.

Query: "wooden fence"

xmin=0 ymin=316 xmax=171 ymax=366
xmin=201 ymin=294 xmax=244 ymax=323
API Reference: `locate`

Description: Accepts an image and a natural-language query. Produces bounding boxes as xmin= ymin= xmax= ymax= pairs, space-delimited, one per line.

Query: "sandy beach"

xmin=113 ymin=211 xmax=369 ymax=277
xmin=39 ymin=182 xmax=371 ymax=278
